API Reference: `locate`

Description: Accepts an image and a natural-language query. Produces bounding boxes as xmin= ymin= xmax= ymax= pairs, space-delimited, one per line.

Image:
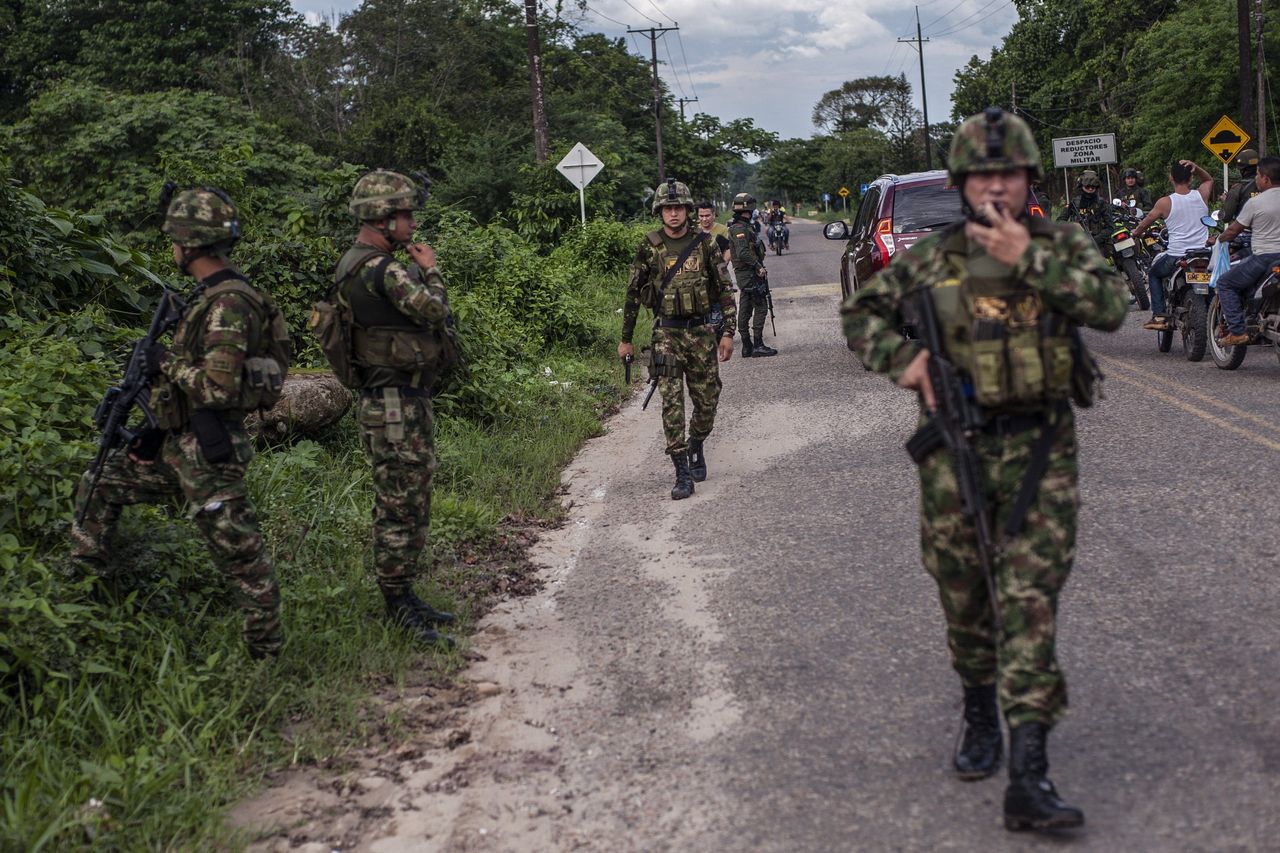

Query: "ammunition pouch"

xmin=189 ymin=409 xmax=234 ymax=464
xmin=647 ymin=349 xmax=682 ymax=380
xmin=241 ymin=356 xmax=285 ymax=409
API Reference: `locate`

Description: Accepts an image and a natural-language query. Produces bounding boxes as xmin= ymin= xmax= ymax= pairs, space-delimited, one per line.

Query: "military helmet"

xmin=1080 ymin=170 xmax=1101 ymax=189
xmin=160 ymin=185 xmax=240 ymax=249
xmin=651 ymin=178 xmax=694 ymax=214
xmin=948 ymin=107 xmax=1045 ymax=182
xmin=1122 ymin=167 xmax=1138 ymax=180
xmin=731 ymin=192 xmax=757 ymax=212
xmin=1237 ymin=148 xmax=1260 ymax=167
xmin=349 ymin=169 xmax=429 ymax=221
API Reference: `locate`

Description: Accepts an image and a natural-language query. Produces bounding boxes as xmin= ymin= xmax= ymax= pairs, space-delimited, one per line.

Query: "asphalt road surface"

xmin=263 ymin=219 xmax=1280 ymax=851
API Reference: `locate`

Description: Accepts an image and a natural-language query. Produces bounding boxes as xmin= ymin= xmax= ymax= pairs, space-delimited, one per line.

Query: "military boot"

xmin=1003 ymin=723 xmax=1084 ymax=832
xmin=670 ymin=452 xmax=695 ymax=500
xmin=688 ymin=437 xmax=708 ymax=482
xmin=403 ymin=589 xmax=456 ymax=626
xmin=383 ymin=588 xmax=456 ymax=649
xmin=954 ymin=683 xmax=1002 ymax=780
xmin=741 ymin=332 xmax=754 ymax=358
xmin=752 ymin=334 xmax=778 ymax=357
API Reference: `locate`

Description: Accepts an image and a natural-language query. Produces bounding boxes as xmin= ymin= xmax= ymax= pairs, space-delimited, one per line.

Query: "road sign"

xmin=837 ymin=186 xmax=849 ymax=198
xmin=1051 ymin=134 xmax=1118 ymax=168
xmin=860 ymin=183 xmax=869 ymax=194
xmin=822 ymin=192 xmax=831 ymax=202
xmin=556 ymin=142 xmax=604 ymax=224
xmin=1201 ymin=115 xmax=1250 ymax=165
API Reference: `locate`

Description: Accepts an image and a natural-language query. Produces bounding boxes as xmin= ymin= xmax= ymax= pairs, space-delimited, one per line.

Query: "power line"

xmin=619 ymin=0 xmax=661 ymax=26
xmin=662 ymin=32 xmax=686 ymax=98
xmin=932 ymin=0 xmax=1012 ymax=37
xmin=581 ymin=2 xmax=631 ymax=29
xmin=645 ymin=0 xmax=675 ymax=23
xmin=675 ymin=29 xmax=698 ymax=99
xmin=921 ymin=0 xmax=969 ymax=31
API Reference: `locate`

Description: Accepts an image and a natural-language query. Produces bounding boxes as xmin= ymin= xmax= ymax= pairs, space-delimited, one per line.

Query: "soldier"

xmin=696 ymin=200 xmax=732 ymax=268
xmin=1220 ymin=148 xmax=1260 ymax=255
xmin=328 ymin=170 xmax=460 ymax=647
xmin=727 ymin=193 xmax=777 ymax=358
xmin=1117 ymin=167 xmax=1153 ymax=210
xmin=71 ymin=186 xmax=289 ymax=660
xmin=843 ymin=109 xmax=1127 ymax=831
xmin=618 ymin=178 xmax=737 ymax=500
xmin=1058 ymin=169 xmax=1109 ymax=249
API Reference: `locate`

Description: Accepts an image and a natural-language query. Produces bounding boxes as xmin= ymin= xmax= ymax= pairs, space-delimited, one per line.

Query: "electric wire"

xmin=921 ymin=0 xmax=970 ymax=32
xmin=662 ymin=32 xmax=687 ymax=99
xmin=675 ymin=29 xmax=698 ymax=99
xmin=931 ymin=0 xmax=1011 ymax=37
xmin=619 ymin=0 xmax=662 ymax=26
xmin=645 ymin=0 xmax=675 ymax=24
xmin=580 ymin=2 xmax=631 ymax=29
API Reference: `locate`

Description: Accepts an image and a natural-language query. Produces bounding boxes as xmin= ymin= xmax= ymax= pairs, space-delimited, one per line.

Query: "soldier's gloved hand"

xmin=127 ymin=428 xmax=165 ymax=464
xmin=143 ymin=343 xmax=168 ymax=378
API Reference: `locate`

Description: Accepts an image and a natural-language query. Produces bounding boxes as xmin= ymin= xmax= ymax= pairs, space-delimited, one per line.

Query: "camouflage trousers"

xmin=70 ymin=428 xmax=282 ymax=655
xmin=918 ymin=410 xmax=1079 ymax=728
xmin=358 ymin=389 xmax=437 ymax=594
xmin=654 ymin=324 xmax=721 ymax=456
xmin=737 ymin=286 xmax=769 ymax=339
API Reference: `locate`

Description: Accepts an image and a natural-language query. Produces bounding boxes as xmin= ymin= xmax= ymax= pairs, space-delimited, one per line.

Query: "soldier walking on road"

xmin=322 ymin=170 xmax=460 ymax=647
xmin=843 ymin=109 xmax=1127 ymax=832
xmin=727 ymin=193 xmax=777 ymax=358
xmin=618 ymin=179 xmax=737 ymax=500
xmin=71 ymin=186 xmax=290 ymax=660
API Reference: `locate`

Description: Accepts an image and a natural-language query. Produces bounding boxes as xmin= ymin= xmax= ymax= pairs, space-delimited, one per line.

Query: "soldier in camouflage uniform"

xmin=619 ymin=179 xmax=737 ymax=500
xmin=1118 ymin=167 xmax=1153 ymax=211
xmin=843 ymin=109 xmax=1127 ymax=832
xmin=71 ymin=187 xmax=289 ymax=659
xmin=327 ymin=169 xmax=458 ymax=647
xmin=1058 ymin=169 xmax=1110 ymax=249
xmin=1220 ymin=149 xmax=1260 ymax=256
xmin=727 ymin=193 xmax=777 ymax=358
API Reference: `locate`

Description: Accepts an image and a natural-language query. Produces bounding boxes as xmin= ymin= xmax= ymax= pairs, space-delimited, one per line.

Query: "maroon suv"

xmin=823 ymin=169 xmax=1047 ymax=300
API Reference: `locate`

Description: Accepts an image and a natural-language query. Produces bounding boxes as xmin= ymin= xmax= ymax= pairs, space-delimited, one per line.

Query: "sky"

xmin=290 ymin=0 xmax=1020 ymax=141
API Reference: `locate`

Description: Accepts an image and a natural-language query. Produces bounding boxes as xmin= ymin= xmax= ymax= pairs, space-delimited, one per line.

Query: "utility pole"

xmin=1011 ymin=80 xmax=1017 ymax=113
xmin=898 ymin=6 xmax=932 ymax=170
xmin=1239 ymin=0 xmax=1255 ymax=139
xmin=523 ymin=0 xmax=549 ymax=162
xmin=678 ymin=97 xmax=699 ymax=121
xmin=629 ymin=25 xmax=679 ymax=181
xmin=1256 ymin=0 xmax=1266 ymax=156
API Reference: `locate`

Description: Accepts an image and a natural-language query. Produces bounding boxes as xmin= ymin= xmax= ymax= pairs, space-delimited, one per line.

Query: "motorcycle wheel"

xmin=1157 ymin=329 xmax=1173 ymax=352
xmin=774 ymin=243 xmax=783 ymax=256
xmin=1182 ymin=293 xmax=1208 ymax=361
xmin=1207 ymin=296 xmax=1248 ymax=370
xmin=1121 ymin=257 xmax=1150 ymax=311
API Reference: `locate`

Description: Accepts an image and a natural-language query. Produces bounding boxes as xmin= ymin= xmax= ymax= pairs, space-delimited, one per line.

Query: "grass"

xmin=0 ymin=268 xmax=640 ymax=851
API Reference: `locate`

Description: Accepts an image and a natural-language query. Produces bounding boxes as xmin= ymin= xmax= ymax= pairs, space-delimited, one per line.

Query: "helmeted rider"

xmin=1058 ymin=170 xmax=1109 ymax=249
xmin=1220 ymin=148 xmax=1261 ymax=256
xmin=1117 ymin=167 xmax=1152 ymax=211
xmin=766 ymin=199 xmax=790 ymax=250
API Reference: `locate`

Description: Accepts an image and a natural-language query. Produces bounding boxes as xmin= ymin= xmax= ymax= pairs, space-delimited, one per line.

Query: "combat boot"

xmin=954 ymin=683 xmax=1002 ymax=780
xmin=670 ymin=452 xmax=695 ymax=500
xmin=752 ymin=334 xmax=778 ymax=357
xmin=402 ymin=589 xmax=456 ymax=626
xmin=741 ymin=333 xmax=754 ymax=358
xmin=1003 ymin=723 xmax=1084 ymax=832
xmin=688 ymin=437 xmax=708 ymax=482
xmin=383 ymin=588 xmax=456 ymax=649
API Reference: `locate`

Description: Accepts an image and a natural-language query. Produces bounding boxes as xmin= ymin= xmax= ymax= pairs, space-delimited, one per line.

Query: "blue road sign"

xmin=822 ymin=192 xmax=831 ymax=202
xmin=860 ymin=183 xmax=870 ymax=194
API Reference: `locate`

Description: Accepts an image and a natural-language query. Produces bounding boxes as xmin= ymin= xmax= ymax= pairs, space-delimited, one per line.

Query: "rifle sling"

xmin=1003 ymin=401 xmax=1069 ymax=538
xmin=658 ymin=231 xmax=708 ymax=295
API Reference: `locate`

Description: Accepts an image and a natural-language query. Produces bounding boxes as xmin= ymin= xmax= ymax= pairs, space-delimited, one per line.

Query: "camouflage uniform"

xmin=727 ymin=193 xmax=775 ymax=356
xmin=845 ymin=108 xmax=1127 ymax=831
xmin=72 ymin=188 xmax=286 ymax=657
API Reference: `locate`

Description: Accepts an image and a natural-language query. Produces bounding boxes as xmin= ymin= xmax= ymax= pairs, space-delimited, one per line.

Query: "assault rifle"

xmin=761 ymin=278 xmax=777 ymax=337
xmin=904 ymin=285 xmax=1003 ymax=635
xmin=77 ymin=288 xmax=186 ymax=525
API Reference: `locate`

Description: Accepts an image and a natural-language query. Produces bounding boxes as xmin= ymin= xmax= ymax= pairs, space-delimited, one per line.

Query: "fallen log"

xmin=245 ymin=370 xmax=353 ymax=442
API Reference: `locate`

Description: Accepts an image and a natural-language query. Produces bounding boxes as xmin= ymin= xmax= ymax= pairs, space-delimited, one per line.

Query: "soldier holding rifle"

xmin=842 ymin=109 xmax=1126 ymax=832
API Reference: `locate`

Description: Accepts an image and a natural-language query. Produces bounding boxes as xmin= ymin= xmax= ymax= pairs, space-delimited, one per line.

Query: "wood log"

xmin=245 ymin=370 xmax=353 ymax=441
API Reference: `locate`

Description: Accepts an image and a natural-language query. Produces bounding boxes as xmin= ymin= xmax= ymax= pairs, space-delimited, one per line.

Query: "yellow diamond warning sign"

xmin=1202 ymin=115 xmax=1251 ymax=165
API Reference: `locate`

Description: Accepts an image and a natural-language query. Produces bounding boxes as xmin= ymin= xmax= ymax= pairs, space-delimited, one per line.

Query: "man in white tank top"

xmin=1132 ymin=160 xmax=1214 ymax=330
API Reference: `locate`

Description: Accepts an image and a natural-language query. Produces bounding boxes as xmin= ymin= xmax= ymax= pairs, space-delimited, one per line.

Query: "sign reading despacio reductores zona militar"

xmin=1051 ymin=134 xmax=1119 ymax=169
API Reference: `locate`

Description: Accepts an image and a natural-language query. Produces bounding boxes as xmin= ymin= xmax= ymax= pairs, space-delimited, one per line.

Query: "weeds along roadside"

xmin=0 ymin=199 xmax=652 ymax=850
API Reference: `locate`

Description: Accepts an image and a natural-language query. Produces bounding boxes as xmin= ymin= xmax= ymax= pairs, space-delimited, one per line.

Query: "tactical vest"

xmin=330 ymin=245 xmax=456 ymax=389
xmin=153 ymin=273 xmax=292 ymax=430
xmin=931 ymin=227 xmax=1075 ymax=412
xmin=727 ymin=220 xmax=762 ymax=275
xmin=641 ymin=230 xmax=716 ymax=319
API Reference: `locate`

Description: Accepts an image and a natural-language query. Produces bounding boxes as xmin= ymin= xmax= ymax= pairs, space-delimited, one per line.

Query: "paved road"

xmin=326 ymin=219 xmax=1280 ymax=851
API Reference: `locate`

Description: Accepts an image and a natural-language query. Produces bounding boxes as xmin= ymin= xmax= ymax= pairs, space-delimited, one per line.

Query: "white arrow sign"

xmin=556 ymin=142 xmax=605 ymax=223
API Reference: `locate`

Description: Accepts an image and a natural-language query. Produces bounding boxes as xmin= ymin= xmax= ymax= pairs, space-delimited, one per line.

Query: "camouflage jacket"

xmin=841 ymin=219 xmax=1128 ymax=385
xmin=1117 ymin=186 xmax=1153 ymax=210
xmin=344 ymin=242 xmax=449 ymax=328
xmin=622 ymin=227 xmax=737 ymax=342
xmin=1220 ymin=178 xmax=1258 ymax=225
xmin=1060 ymin=194 xmax=1110 ymax=236
xmin=727 ymin=218 xmax=766 ymax=280
xmin=160 ymin=270 xmax=266 ymax=412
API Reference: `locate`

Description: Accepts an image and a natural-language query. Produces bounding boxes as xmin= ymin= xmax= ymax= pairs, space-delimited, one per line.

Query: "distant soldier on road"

xmin=843 ymin=109 xmax=1127 ymax=832
xmin=324 ymin=170 xmax=460 ymax=647
xmin=1118 ymin=167 xmax=1153 ymax=211
xmin=618 ymin=179 xmax=736 ymax=500
xmin=1220 ymin=148 xmax=1261 ymax=255
xmin=727 ymin=192 xmax=777 ymax=358
xmin=71 ymin=186 xmax=290 ymax=660
xmin=1059 ymin=169 xmax=1110 ymax=249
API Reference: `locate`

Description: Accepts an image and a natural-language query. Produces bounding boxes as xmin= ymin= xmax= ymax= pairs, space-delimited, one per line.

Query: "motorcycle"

xmin=769 ymin=219 xmax=787 ymax=255
xmin=1155 ymin=243 xmax=1214 ymax=361
xmin=1208 ymin=250 xmax=1280 ymax=370
xmin=1107 ymin=199 xmax=1150 ymax=310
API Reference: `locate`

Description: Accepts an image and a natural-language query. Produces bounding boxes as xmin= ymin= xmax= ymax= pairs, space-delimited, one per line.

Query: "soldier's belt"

xmin=907 ymin=410 xmax=1047 ymax=463
xmin=360 ymin=385 xmax=430 ymax=399
xmin=656 ymin=317 xmax=708 ymax=329
xmin=979 ymin=411 xmax=1047 ymax=437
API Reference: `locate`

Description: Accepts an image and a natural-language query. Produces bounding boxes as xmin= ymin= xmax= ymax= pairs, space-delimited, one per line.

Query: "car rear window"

xmin=890 ymin=183 xmax=962 ymax=234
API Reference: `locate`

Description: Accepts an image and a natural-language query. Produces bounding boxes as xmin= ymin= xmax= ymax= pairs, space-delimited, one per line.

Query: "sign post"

xmin=555 ymin=142 xmax=605 ymax=224
xmin=1052 ymin=133 xmax=1119 ymax=208
xmin=838 ymin=185 xmax=849 ymax=213
xmin=1201 ymin=115 xmax=1250 ymax=194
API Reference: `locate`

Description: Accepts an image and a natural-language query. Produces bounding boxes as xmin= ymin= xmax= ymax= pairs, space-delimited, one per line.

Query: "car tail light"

xmin=1029 ymin=204 xmax=1045 ymax=218
xmin=872 ymin=218 xmax=895 ymax=271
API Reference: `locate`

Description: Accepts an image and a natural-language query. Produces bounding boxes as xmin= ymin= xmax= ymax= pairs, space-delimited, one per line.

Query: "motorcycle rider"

xmin=1132 ymin=160 xmax=1214 ymax=331
xmin=1118 ymin=168 xmax=1152 ymax=210
xmin=1058 ymin=170 xmax=1109 ymax=249
xmin=767 ymin=200 xmax=790 ymax=250
xmin=1220 ymin=149 xmax=1261 ymax=257
xmin=1213 ymin=155 xmax=1280 ymax=346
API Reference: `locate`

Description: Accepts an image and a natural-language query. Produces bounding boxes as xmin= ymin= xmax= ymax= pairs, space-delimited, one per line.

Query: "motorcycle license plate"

xmin=1186 ymin=271 xmax=1211 ymax=283
xmin=1113 ymin=237 xmax=1136 ymax=251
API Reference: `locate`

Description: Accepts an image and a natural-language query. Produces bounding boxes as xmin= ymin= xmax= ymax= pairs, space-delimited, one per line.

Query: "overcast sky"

xmin=290 ymin=0 xmax=1019 ymax=141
